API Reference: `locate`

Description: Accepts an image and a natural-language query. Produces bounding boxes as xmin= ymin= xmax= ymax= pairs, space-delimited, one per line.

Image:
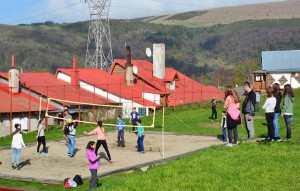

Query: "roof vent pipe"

xmin=125 ymin=44 xmax=134 ymax=86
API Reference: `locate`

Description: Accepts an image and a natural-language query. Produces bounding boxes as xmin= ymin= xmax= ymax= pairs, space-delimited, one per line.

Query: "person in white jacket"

xmin=262 ymin=87 xmax=277 ymax=142
xmin=11 ymin=124 xmax=26 ymax=170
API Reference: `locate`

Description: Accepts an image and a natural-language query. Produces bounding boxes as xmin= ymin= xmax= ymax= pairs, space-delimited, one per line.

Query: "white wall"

xmin=0 ymin=115 xmax=40 ymax=137
xmin=57 ymin=72 xmax=149 ymax=118
xmin=270 ymin=73 xmax=300 ymax=89
xmin=143 ymin=92 xmax=160 ymax=105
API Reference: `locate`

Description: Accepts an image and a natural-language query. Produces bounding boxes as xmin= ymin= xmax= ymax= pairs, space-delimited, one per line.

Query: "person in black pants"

xmin=36 ymin=118 xmax=48 ymax=156
xmin=210 ymin=99 xmax=217 ymax=120
xmin=262 ymin=87 xmax=276 ymax=141
xmin=84 ymin=121 xmax=112 ymax=163
xmin=223 ymin=87 xmax=241 ymax=146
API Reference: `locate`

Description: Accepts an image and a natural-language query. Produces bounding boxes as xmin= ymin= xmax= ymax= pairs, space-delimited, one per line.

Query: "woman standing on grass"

xmin=84 ymin=121 xmax=112 ymax=163
xmin=86 ymin=141 xmax=100 ymax=190
xmin=36 ymin=118 xmax=49 ymax=156
xmin=272 ymin=83 xmax=282 ymax=141
xmin=262 ymin=86 xmax=276 ymax=142
xmin=282 ymin=84 xmax=295 ymax=141
xmin=11 ymin=124 xmax=26 ymax=170
xmin=224 ymin=86 xmax=241 ymax=146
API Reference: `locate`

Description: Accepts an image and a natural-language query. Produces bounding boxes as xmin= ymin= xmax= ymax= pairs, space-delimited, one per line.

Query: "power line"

xmin=0 ymin=0 xmax=40 ymax=13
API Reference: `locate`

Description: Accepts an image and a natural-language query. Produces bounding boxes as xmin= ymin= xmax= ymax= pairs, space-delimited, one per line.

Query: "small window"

xmin=138 ymin=108 xmax=147 ymax=117
xmin=255 ymin=75 xmax=262 ymax=82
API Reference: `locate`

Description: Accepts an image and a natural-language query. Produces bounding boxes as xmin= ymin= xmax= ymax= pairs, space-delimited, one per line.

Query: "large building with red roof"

xmin=0 ymin=44 xmax=223 ymax=137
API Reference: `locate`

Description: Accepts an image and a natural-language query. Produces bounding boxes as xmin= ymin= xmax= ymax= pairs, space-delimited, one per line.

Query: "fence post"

xmin=200 ymin=73 xmax=203 ymax=108
xmin=192 ymin=74 xmax=195 ymax=108
xmin=106 ymin=84 xmax=109 ymax=120
xmin=184 ymin=74 xmax=186 ymax=108
xmin=28 ymin=87 xmax=31 ymax=133
xmin=78 ymin=87 xmax=81 ymax=127
xmin=10 ymin=87 xmax=12 ymax=136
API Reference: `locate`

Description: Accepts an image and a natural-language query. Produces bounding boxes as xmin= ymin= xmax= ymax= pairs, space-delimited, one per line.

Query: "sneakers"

xmin=16 ymin=164 xmax=21 ymax=170
xmin=226 ymin=143 xmax=233 ymax=147
xmin=11 ymin=163 xmax=16 ymax=169
xmin=139 ymin=151 xmax=145 ymax=154
xmin=43 ymin=153 xmax=49 ymax=157
xmin=109 ymin=160 xmax=113 ymax=164
xmin=36 ymin=152 xmax=40 ymax=156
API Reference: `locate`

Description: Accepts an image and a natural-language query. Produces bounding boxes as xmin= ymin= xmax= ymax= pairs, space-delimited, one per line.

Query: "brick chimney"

xmin=71 ymin=57 xmax=79 ymax=90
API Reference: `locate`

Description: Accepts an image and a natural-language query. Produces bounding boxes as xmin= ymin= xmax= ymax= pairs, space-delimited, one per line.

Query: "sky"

xmin=0 ymin=0 xmax=285 ymax=25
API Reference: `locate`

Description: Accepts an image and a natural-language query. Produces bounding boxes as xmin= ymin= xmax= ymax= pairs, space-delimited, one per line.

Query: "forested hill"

xmin=1 ymin=18 xmax=300 ymax=79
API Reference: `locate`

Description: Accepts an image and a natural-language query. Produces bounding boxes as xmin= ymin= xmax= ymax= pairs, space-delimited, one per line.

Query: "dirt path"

xmin=0 ymin=131 xmax=221 ymax=183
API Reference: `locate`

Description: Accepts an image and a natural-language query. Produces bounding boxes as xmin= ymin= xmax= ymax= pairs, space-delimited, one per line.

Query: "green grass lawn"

xmin=0 ymin=90 xmax=299 ymax=190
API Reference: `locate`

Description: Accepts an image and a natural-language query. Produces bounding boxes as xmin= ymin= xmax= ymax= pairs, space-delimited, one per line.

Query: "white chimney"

xmin=153 ymin=43 xmax=165 ymax=79
xmin=8 ymin=53 xmax=19 ymax=93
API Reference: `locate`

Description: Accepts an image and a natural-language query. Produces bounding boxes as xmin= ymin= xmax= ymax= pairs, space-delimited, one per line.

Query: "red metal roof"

xmin=0 ymin=82 xmax=58 ymax=113
xmin=110 ymin=59 xmax=224 ymax=106
xmin=0 ymin=72 xmax=115 ymax=106
xmin=56 ymin=68 xmax=161 ymax=107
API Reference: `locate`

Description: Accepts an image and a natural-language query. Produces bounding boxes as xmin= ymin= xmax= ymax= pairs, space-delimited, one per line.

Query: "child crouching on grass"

xmin=221 ymin=111 xmax=227 ymax=142
xmin=86 ymin=141 xmax=100 ymax=190
xmin=133 ymin=119 xmax=145 ymax=154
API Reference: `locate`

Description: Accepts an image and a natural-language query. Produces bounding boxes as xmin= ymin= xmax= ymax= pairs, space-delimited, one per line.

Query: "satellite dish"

xmin=133 ymin=66 xmax=138 ymax=74
xmin=146 ymin=47 xmax=152 ymax=58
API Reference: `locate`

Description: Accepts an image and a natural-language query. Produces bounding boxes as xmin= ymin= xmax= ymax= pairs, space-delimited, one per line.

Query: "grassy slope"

xmin=147 ymin=0 xmax=300 ymax=27
xmin=1 ymin=90 xmax=300 ymax=190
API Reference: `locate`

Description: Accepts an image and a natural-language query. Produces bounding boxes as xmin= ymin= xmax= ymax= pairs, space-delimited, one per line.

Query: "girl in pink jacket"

xmin=86 ymin=141 xmax=100 ymax=190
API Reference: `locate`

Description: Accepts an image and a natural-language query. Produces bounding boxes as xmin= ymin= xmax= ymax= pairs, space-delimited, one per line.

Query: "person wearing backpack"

xmin=282 ymin=84 xmax=295 ymax=141
xmin=86 ymin=141 xmax=100 ymax=190
xmin=84 ymin=121 xmax=112 ymax=163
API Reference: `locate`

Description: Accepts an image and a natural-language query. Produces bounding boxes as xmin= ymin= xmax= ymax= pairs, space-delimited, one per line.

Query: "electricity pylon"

xmin=82 ymin=0 xmax=113 ymax=71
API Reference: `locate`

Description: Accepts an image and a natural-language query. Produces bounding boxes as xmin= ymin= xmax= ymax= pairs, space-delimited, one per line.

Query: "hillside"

xmin=145 ymin=0 xmax=300 ymax=27
xmin=1 ymin=1 xmax=300 ymax=84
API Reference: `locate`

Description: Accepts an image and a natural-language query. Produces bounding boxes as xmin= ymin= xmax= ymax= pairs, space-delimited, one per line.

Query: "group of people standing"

xmin=262 ymin=83 xmax=294 ymax=142
xmin=221 ymin=82 xmax=295 ymax=146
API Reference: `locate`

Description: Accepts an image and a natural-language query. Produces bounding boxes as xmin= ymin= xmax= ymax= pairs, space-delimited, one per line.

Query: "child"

xmin=262 ymin=86 xmax=276 ymax=142
xmin=210 ymin=99 xmax=217 ymax=120
xmin=11 ymin=124 xmax=26 ymax=170
xmin=84 ymin=121 xmax=112 ymax=163
xmin=130 ymin=107 xmax=139 ymax=133
xmin=282 ymin=84 xmax=295 ymax=141
xmin=86 ymin=141 xmax=100 ymax=190
xmin=36 ymin=118 xmax=49 ymax=156
xmin=133 ymin=119 xmax=145 ymax=153
xmin=64 ymin=118 xmax=78 ymax=157
xmin=221 ymin=111 xmax=227 ymax=142
xmin=116 ymin=115 xmax=125 ymax=147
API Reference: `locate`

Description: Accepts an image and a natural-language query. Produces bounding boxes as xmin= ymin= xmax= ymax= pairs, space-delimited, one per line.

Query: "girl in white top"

xmin=262 ymin=87 xmax=277 ymax=141
xmin=11 ymin=124 xmax=26 ymax=170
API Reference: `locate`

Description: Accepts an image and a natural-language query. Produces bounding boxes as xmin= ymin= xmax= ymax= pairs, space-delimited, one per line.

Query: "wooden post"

xmin=28 ymin=87 xmax=31 ymax=133
xmin=10 ymin=87 xmax=12 ymax=136
xmin=200 ymin=73 xmax=203 ymax=108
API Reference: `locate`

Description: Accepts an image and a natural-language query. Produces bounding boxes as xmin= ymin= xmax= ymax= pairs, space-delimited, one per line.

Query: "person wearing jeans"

xmin=273 ymin=83 xmax=282 ymax=141
xmin=282 ymin=84 xmax=294 ymax=140
xmin=262 ymin=87 xmax=276 ymax=141
xmin=133 ymin=119 xmax=145 ymax=153
xmin=11 ymin=124 xmax=26 ymax=170
xmin=64 ymin=119 xmax=78 ymax=157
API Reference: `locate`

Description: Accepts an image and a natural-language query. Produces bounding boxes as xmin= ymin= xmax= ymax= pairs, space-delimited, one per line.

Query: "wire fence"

xmin=0 ymin=71 xmax=236 ymax=135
